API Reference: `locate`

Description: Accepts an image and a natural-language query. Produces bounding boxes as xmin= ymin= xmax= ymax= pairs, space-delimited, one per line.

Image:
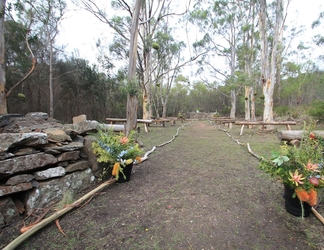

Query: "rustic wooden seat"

xmin=106 ymin=118 xmax=152 ymax=125
xmin=235 ymin=121 xmax=297 ymax=136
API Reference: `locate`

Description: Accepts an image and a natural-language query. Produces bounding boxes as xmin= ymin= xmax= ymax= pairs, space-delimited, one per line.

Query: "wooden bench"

xmin=235 ymin=121 xmax=297 ymax=136
xmin=210 ymin=117 xmax=235 ymax=128
xmin=106 ymin=118 xmax=152 ymax=125
xmin=151 ymin=117 xmax=178 ymax=127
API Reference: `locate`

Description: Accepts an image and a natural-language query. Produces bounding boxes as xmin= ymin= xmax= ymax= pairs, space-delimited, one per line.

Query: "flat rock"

xmin=25 ymin=168 xmax=96 ymax=213
xmin=6 ymin=174 xmax=35 ymax=185
xmin=0 ymin=152 xmax=58 ymax=176
xmin=43 ymin=128 xmax=72 ymax=142
xmin=34 ymin=167 xmax=66 ymax=180
xmin=0 ymin=182 xmax=33 ymax=197
xmin=0 ymin=132 xmax=48 ymax=153
xmin=56 ymin=151 xmax=80 ymax=162
xmin=42 ymin=141 xmax=84 ymax=153
xmin=65 ymin=160 xmax=90 ymax=173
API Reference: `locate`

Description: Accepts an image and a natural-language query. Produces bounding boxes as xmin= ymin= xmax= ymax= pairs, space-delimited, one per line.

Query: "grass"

xmin=2 ymin=120 xmax=323 ymax=250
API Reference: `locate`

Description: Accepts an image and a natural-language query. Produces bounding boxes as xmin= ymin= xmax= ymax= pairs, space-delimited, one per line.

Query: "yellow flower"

xmin=125 ymin=159 xmax=133 ymax=165
xmin=289 ymin=170 xmax=305 ymax=186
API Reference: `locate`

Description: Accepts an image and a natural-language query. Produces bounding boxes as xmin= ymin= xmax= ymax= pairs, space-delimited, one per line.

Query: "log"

xmin=235 ymin=121 xmax=297 ymax=125
xmin=287 ymin=139 xmax=301 ymax=147
xmin=277 ymin=130 xmax=324 ymax=141
xmin=106 ymin=118 xmax=152 ymax=124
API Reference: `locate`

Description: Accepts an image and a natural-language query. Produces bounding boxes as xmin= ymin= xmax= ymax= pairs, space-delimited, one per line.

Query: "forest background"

xmin=1 ymin=0 xmax=324 ymax=123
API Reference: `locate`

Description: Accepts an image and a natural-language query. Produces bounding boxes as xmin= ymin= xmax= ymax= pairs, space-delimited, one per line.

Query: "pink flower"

xmin=120 ymin=136 xmax=129 ymax=144
xmin=289 ymin=170 xmax=305 ymax=186
xmin=305 ymin=162 xmax=320 ymax=172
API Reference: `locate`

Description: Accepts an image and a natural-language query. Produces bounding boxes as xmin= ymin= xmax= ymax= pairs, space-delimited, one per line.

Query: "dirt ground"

xmin=1 ymin=120 xmax=324 ymax=250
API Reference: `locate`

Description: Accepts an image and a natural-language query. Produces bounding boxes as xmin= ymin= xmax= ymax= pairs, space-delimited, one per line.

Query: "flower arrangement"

xmin=259 ymin=122 xmax=324 ymax=207
xmin=92 ymin=129 xmax=143 ymax=181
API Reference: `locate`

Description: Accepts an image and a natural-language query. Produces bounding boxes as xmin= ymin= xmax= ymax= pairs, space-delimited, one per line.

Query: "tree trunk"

xmin=126 ymin=0 xmax=142 ymax=136
xmin=250 ymin=87 xmax=256 ymax=121
xmin=0 ymin=0 xmax=7 ymax=115
xmin=244 ymin=86 xmax=250 ymax=121
xmin=230 ymin=89 xmax=236 ymax=119
xmin=49 ymin=43 xmax=54 ymax=118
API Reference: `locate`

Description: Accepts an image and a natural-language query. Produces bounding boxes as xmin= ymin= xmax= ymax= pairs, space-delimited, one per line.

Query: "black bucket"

xmin=117 ymin=163 xmax=133 ymax=183
xmin=283 ymin=185 xmax=311 ymax=217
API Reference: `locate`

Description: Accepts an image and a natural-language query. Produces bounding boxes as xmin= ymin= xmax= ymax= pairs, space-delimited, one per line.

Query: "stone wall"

xmin=0 ymin=112 xmax=113 ymax=226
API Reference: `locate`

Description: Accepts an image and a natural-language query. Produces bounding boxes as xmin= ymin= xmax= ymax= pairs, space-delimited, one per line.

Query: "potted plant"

xmin=92 ymin=129 xmax=143 ymax=182
xmin=259 ymin=122 xmax=324 ymax=217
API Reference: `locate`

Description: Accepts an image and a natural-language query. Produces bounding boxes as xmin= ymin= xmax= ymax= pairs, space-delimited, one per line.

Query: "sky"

xmin=56 ymin=1 xmax=324 ymax=71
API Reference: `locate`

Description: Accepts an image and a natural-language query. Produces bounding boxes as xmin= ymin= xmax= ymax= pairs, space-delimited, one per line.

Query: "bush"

xmin=274 ymin=105 xmax=289 ymax=116
xmin=308 ymin=100 xmax=324 ymax=121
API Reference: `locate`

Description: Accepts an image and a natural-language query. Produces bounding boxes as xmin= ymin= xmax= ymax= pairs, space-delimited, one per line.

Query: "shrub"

xmin=309 ymin=100 xmax=324 ymax=121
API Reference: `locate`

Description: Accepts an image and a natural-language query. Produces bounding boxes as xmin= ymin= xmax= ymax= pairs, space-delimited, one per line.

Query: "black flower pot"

xmin=117 ymin=163 xmax=133 ymax=183
xmin=283 ymin=185 xmax=311 ymax=217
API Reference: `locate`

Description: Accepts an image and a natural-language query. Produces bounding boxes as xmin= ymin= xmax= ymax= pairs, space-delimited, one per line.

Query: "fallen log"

xmin=277 ymin=130 xmax=324 ymax=141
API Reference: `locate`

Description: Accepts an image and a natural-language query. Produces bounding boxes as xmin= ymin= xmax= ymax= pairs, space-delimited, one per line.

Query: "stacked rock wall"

xmin=0 ymin=112 xmax=110 ymax=226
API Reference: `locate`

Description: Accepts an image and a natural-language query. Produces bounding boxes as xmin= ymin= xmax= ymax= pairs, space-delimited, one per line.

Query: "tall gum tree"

xmin=189 ymin=0 xmax=254 ymax=119
xmin=74 ymin=0 xmax=196 ymax=132
xmin=259 ymin=0 xmax=288 ymax=122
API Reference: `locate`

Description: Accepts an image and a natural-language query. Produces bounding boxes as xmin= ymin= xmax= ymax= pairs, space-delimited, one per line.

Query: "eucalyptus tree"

xmin=0 ymin=0 xmax=37 ymax=114
xmin=0 ymin=0 xmax=7 ymax=114
xmin=190 ymin=0 xmax=258 ymax=119
xmin=259 ymin=0 xmax=289 ymax=122
xmin=150 ymin=27 xmax=186 ymax=118
xmin=312 ymin=11 xmax=324 ymax=46
xmin=74 ymin=0 xmax=194 ymax=133
xmin=22 ymin=0 xmax=66 ymax=118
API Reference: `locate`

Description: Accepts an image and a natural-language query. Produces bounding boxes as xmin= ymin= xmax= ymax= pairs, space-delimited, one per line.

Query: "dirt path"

xmin=3 ymin=121 xmax=324 ymax=249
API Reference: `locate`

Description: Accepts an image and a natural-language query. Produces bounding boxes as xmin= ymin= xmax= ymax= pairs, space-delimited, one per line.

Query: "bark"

xmin=244 ymin=86 xmax=250 ymax=121
xmin=230 ymin=89 xmax=236 ymax=119
xmin=126 ymin=0 xmax=142 ymax=136
xmin=0 ymin=0 xmax=7 ymax=115
xmin=277 ymin=130 xmax=324 ymax=141
xmin=250 ymin=88 xmax=256 ymax=121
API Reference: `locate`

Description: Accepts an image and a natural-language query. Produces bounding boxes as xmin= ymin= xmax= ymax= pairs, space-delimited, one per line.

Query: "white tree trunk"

xmin=126 ymin=0 xmax=142 ymax=136
xmin=244 ymin=86 xmax=250 ymax=121
xmin=250 ymin=88 xmax=256 ymax=121
xmin=230 ymin=89 xmax=236 ymax=119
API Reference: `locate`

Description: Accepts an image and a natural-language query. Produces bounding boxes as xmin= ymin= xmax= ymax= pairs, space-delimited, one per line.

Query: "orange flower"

xmin=112 ymin=162 xmax=120 ymax=176
xmin=120 ymin=136 xmax=129 ymax=144
xmin=135 ymin=156 xmax=142 ymax=163
xmin=308 ymin=188 xmax=318 ymax=206
xmin=295 ymin=187 xmax=309 ymax=202
xmin=309 ymin=132 xmax=316 ymax=140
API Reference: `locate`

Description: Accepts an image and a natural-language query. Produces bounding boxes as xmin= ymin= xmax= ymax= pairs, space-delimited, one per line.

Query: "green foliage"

xmin=152 ymin=42 xmax=160 ymax=50
xmin=274 ymin=105 xmax=289 ymax=116
xmin=309 ymin=100 xmax=324 ymax=121
xmin=17 ymin=93 xmax=26 ymax=100
xmin=259 ymin=121 xmax=324 ymax=202
xmin=92 ymin=129 xmax=143 ymax=181
xmin=92 ymin=129 xmax=143 ymax=165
